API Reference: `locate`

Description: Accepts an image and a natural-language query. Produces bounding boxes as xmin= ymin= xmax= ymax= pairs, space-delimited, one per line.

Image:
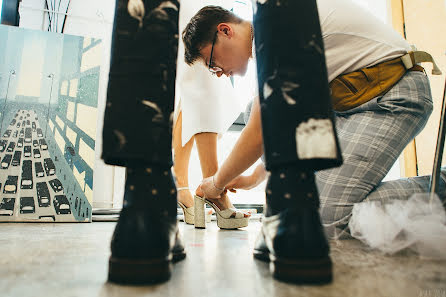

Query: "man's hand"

xmin=226 ymin=164 xmax=267 ymax=192
xmin=128 ymin=0 xmax=145 ymax=26
xmin=225 ymin=175 xmax=255 ymax=192
xmin=197 ymin=176 xmax=225 ymax=199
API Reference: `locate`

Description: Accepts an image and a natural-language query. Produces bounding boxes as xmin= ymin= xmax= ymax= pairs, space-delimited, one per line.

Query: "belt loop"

xmin=401 ymin=53 xmax=413 ymax=69
xmin=402 ymin=51 xmax=443 ymax=75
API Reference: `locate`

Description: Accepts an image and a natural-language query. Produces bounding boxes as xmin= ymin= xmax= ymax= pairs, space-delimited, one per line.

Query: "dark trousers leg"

xmin=103 ymin=0 xmax=183 ymax=285
xmin=253 ymin=0 xmax=342 ymax=284
xmin=102 ymin=0 xmax=179 ymax=167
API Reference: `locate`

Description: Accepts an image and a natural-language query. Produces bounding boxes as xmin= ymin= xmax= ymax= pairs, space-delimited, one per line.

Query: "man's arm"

xmin=226 ymin=163 xmax=268 ymax=191
xmin=199 ymin=96 xmax=264 ymax=198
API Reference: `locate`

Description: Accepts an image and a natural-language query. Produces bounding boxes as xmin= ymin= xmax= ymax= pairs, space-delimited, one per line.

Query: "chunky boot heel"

xmin=108 ymin=257 xmax=172 ymax=285
xmin=194 ymin=195 xmax=206 ymax=228
xmin=271 ymin=256 xmax=333 ymax=284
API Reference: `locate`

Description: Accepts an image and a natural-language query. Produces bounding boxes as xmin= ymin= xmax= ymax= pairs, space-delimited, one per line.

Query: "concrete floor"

xmin=0 ymin=221 xmax=445 ymax=297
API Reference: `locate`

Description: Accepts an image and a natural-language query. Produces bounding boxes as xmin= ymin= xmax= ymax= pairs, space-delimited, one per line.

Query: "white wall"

xmin=18 ymin=0 xmax=125 ymax=209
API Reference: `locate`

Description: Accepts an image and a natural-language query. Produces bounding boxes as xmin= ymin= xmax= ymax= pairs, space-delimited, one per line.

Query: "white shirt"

xmin=317 ymin=0 xmax=412 ymax=82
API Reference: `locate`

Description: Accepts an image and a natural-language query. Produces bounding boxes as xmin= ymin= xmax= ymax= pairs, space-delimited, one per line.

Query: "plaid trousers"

xmin=317 ymin=71 xmax=434 ymax=239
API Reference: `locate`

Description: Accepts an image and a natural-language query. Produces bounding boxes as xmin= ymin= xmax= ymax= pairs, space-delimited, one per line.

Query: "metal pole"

xmin=45 ymin=74 xmax=54 ymax=138
xmin=429 ymin=76 xmax=446 ymax=204
xmin=0 ymin=70 xmax=16 ymax=134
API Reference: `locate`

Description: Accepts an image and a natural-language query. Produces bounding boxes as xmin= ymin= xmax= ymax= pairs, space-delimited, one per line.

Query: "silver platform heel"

xmin=178 ymin=187 xmax=211 ymax=225
xmin=194 ymin=195 xmax=249 ymax=229
xmin=177 ymin=187 xmax=194 ymax=225
xmin=194 ymin=195 xmax=206 ymax=228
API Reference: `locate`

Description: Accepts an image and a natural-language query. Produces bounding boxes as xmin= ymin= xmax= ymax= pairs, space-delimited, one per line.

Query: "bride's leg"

xmin=173 ymin=111 xmax=194 ymax=207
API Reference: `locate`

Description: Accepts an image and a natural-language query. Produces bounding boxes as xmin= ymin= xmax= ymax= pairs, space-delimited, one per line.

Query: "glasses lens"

xmin=210 ymin=66 xmax=222 ymax=73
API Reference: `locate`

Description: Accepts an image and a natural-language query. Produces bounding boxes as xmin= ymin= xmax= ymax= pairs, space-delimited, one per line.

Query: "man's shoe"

xmin=255 ymin=207 xmax=332 ymax=285
xmin=253 ymin=232 xmax=270 ymax=262
xmin=255 ymin=167 xmax=333 ymax=284
xmin=108 ymin=207 xmax=185 ymax=284
xmin=172 ymin=232 xmax=187 ymax=263
xmin=107 ymin=166 xmax=185 ymax=285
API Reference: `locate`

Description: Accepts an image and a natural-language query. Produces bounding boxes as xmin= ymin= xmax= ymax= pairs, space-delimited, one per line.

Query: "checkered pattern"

xmin=317 ymin=71 xmax=434 ymax=239
xmin=365 ymin=173 xmax=446 ymax=203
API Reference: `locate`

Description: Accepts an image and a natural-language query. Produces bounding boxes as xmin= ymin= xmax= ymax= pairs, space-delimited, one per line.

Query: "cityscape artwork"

xmin=0 ymin=25 xmax=101 ymax=222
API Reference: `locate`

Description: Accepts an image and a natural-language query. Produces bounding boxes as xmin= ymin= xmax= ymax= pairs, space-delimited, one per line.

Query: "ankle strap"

xmin=177 ymin=187 xmax=189 ymax=191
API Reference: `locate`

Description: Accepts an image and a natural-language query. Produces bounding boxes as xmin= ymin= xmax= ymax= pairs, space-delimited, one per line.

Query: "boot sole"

xmin=172 ymin=250 xmax=187 ymax=262
xmin=253 ymin=249 xmax=270 ymax=262
xmin=108 ymin=257 xmax=172 ymax=285
xmin=271 ymin=256 xmax=333 ymax=285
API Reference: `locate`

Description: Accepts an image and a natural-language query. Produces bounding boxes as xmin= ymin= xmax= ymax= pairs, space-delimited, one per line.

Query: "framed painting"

xmin=0 ymin=25 xmax=101 ymax=222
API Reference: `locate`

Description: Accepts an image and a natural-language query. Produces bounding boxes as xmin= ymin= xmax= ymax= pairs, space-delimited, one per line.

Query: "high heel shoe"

xmin=177 ymin=187 xmax=194 ymax=225
xmin=177 ymin=187 xmax=212 ymax=225
xmin=194 ymin=195 xmax=249 ymax=229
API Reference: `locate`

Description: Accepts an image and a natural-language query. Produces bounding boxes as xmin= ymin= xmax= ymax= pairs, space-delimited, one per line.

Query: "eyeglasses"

xmin=208 ymin=31 xmax=223 ymax=75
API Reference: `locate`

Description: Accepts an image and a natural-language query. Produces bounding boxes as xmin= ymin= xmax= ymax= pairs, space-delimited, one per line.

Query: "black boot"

xmin=254 ymin=167 xmax=332 ymax=284
xmin=108 ymin=166 xmax=185 ymax=284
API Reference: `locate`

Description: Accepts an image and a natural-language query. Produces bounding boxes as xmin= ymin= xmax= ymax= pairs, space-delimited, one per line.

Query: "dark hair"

xmin=182 ymin=6 xmax=243 ymax=65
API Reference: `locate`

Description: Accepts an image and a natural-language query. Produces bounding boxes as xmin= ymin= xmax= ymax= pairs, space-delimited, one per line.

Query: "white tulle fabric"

xmin=349 ymin=193 xmax=446 ymax=259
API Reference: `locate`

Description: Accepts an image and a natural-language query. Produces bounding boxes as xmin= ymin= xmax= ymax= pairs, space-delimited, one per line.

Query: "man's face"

xmin=199 ymin=23 xmax=251 ymax=77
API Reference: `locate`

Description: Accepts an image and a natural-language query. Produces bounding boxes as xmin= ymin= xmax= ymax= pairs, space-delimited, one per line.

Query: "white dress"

xmin=174 ymin=0 xmax=242 ymax=147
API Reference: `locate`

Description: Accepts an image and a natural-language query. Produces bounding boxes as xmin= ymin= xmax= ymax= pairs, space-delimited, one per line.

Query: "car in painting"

xmin=17 ymin=138 xmax=24 ymax=148
xmin=24 ymin=145 xmax=31 ymax=157
xmin=0 ymin=198 xmax=15 ymax=216
xmin=12 ymin=130 xmax=18 ymax=138
xmin=35 ymin=162 xmax=45 ymax=178
xmin=3 ymin=130 xmax=11 ymax=138
xmin=6 ymin=141 xmax=15 ymax=152
xmin=32 ymin=122 xmax=36 ymax=131
xmin=36 ymin=182 xmax=51 ymax=207
xmin=54 ymin=195 xmax=71 ymax=215
xmin=33 ymin=140 xmax=38 ymax=147
xmin=44 ymin=158 xmax=55 ymax=176
xmin=20 ymin=197 xmax=35 ymax=214
xmin=49 ymin=178 xmax=63 ymax=193
xmin=11 ymin=151 xmax=21 ymax=167
xmin=1 ymin=154 xmax=12 ymax=169
xmin=21 ymin=160 xmax=33 ymax=189
xmin=39 ymin=138 xmax=48 ymax=150
xmin=0 ymin=140 xmax=7 ymax=152
xmin=37 ymin=128 xmax=43 ymax=137
xmin=4 ymin=176 xmax=18 ymax=194
xmin=19 ymin=128 xmax=24 ymax=137
xmin=33 ymin=148 xmax=41 ymax=159
xmin=25 ymin=128 xmax=32 ymax=143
